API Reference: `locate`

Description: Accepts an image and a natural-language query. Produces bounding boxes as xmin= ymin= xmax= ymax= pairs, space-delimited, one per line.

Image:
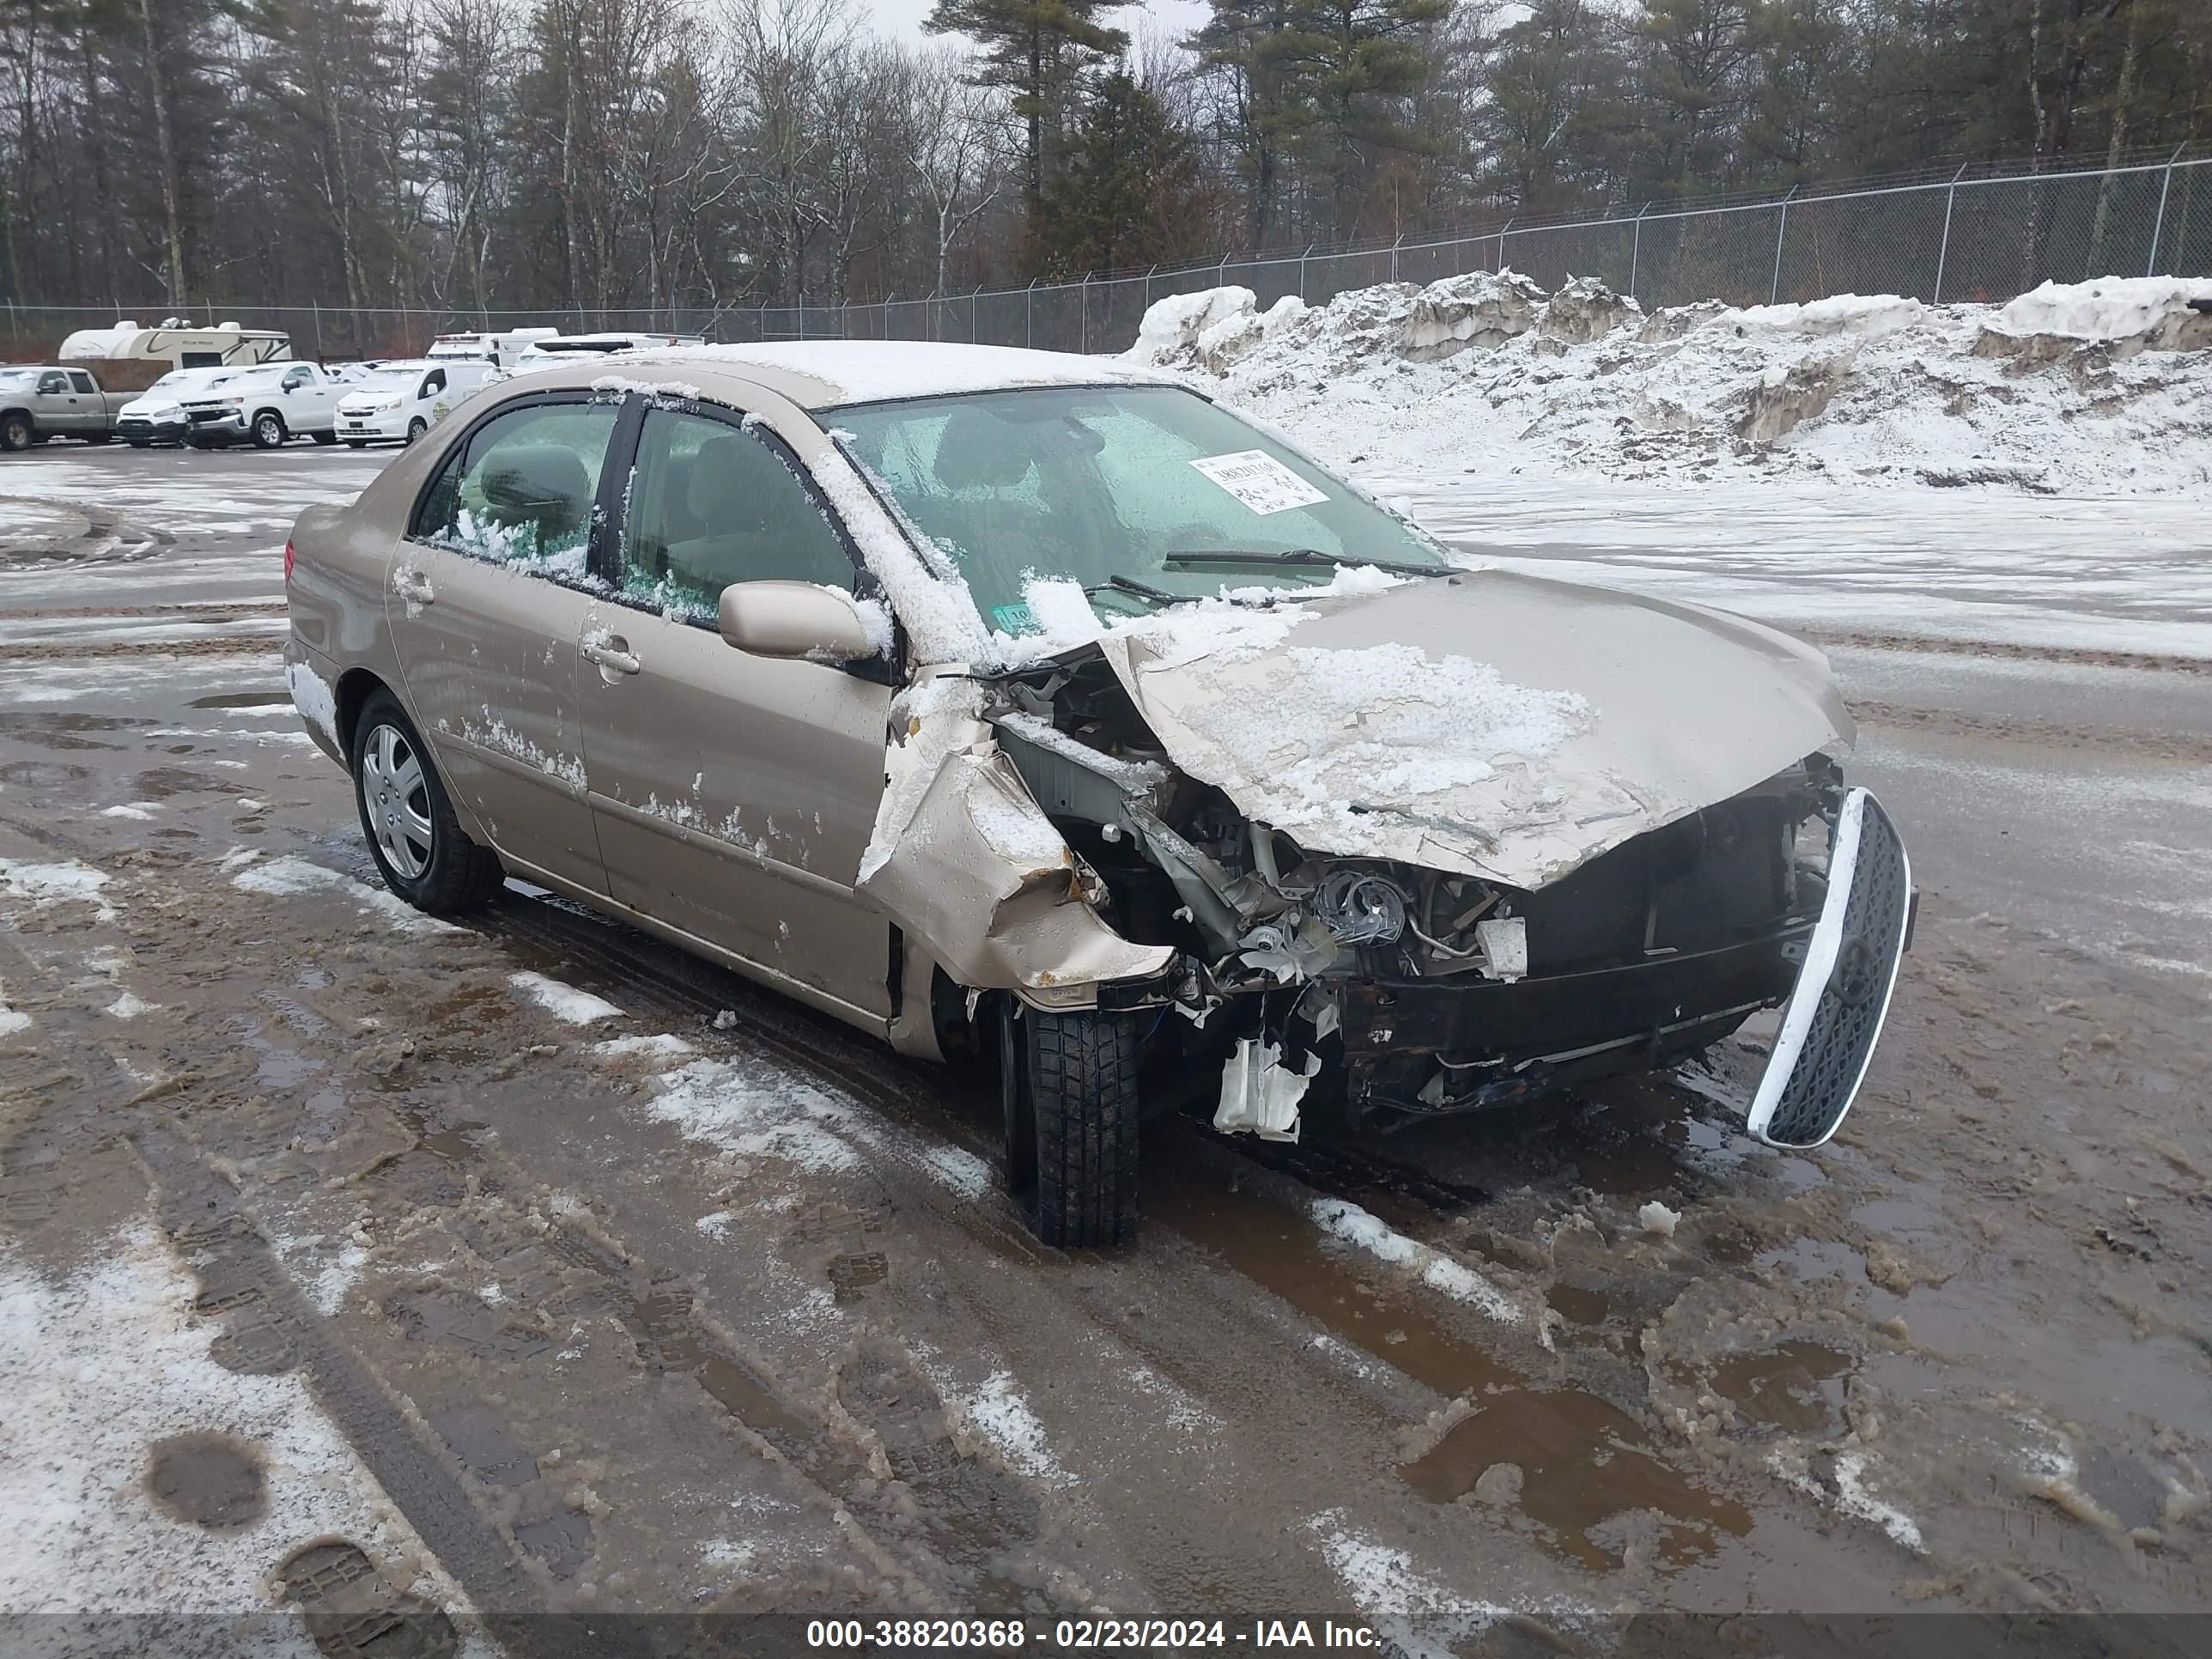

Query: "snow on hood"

xmin=1079 ymin=570 xmax=1850 ymax=890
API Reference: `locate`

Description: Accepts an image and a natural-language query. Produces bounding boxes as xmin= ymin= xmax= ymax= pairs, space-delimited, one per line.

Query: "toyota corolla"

xmin=284 ymin=343 xmax=1913 ymax=1248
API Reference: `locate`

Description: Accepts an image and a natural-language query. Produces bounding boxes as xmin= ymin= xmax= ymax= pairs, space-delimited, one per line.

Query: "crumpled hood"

xmin=1092 ymin=567 xmax=1852 ymax=890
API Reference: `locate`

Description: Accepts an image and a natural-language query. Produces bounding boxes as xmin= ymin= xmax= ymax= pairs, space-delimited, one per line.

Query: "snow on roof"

xmin=616 ymin=340 xmax=1180 ymax=410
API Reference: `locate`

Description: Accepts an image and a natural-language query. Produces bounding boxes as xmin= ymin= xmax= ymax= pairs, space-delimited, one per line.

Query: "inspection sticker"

xmin=1188 ymin=450 xmax=1331 ymax=515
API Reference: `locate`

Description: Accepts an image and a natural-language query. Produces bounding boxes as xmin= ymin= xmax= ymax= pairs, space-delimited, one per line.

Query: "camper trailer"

xmin=58 ymin=319 xmax=293 ymax=394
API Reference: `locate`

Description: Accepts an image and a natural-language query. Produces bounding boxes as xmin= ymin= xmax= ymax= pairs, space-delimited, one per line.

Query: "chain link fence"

xmin=5 ymin=149 xmax=2205 ymax=364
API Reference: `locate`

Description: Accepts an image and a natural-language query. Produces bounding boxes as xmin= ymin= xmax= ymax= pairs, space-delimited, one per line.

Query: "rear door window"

xmin=68 ymin=372 xmax=95 ymax=393
xmin=615 ymin=407 xmax=856 ymax=622
xmin=412 ymin=398 xmax=621 ymax=584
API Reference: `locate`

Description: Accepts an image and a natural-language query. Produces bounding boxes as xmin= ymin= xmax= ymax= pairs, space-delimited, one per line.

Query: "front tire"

xmin=311 ymin=429 xmax=337 ymax=446
xmin=1000 ymin=1001 xmax=1142 ymax=1248
xmin=405 ymin=417 xmax=428 ymax=445
xmin=349 ymin=690 xmax=504 ymax=915
xmin=252 ymin=410 xmax=286 ymax=448
xmin=1 ymin=413 xmax=33 ymax=450
xmin=343 ymin=439 xmax=367 ymax=449
xmin=82 ymin=431 xmax=112 ymax=446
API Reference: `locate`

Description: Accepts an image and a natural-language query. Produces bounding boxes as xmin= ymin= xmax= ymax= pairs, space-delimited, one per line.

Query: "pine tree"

xmin=924 ymin=0 xmax=1127 ymax=207
xmin=1028 ymin=68 xmax=1201 ymax=277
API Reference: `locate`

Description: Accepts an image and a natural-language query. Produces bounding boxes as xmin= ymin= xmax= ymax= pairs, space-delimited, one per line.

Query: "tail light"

xmin=283 ymin=538 xmax=295 ymax=585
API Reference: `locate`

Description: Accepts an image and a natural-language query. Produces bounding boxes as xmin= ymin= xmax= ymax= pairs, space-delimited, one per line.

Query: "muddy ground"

xmin=2 ymin=447 xmax=2209 ymax=1656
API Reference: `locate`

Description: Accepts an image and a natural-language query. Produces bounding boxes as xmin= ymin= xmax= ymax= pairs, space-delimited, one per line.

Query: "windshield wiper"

xmin=1158 ymin=548 xmax=1443 ymax=579
xmin=1085 ymin=574 xmax=1184 ymax=608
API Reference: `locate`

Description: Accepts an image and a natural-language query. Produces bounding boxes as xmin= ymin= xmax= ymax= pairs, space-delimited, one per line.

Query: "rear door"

xmin=386 ymin=391 xmax=628 ymax=896
xmin=577 ymin=397 xmax=896 ymax=1020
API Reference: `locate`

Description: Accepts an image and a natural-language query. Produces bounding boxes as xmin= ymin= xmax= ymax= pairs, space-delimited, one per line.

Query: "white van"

xmin=511 ymin=331 xmax=705 ymax=370
xmin=427 ymin=328 xmax=559 ymax=370
xmin=334 ymin=359 xmax=500 ymax=447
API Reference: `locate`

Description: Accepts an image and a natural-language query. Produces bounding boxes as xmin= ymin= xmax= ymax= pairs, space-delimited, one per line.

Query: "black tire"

xmin=405 ymin=417 xmax=428 ymax=445
xmin=0 ymin=413 xmax=31 ymax=451
xmin=343 ymin=440 xmax=367 ymax=449
xmin=127 ymin=440 xmax=149 ymax=448
xmin=349 ymin=690 xmax=504 ymax=915
xmin=1002 ymin=1002 xmax=1142 ymax=1248
xmin=82 ymin=431 xmax=112 ymax=445
xmin=311 ymin=429 xmax=337 ymax=446
xmin=251 ymin=410 xmax=286 ymax=449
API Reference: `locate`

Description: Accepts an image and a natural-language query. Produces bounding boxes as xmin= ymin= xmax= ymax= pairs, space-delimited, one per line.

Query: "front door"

xmin=37 ymin=371 xmax=86 ymax=433
xmin=578 ymin=398 xmax=895 ymax=1021
xmin=385 ymin=392 xmax=624 ymax=896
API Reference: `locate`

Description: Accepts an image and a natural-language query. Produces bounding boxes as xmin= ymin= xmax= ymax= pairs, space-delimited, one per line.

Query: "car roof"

xmin=525 ymin=340 xmax=1181 ymax=411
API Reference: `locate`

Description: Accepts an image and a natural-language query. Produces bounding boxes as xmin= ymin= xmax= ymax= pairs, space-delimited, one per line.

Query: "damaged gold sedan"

xmin=286 ymin=343 xmax=1913 ymax=1248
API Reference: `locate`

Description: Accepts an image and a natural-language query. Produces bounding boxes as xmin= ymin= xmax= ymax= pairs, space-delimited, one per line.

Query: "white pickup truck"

xmin=180 ymin=361 xmax=347 ymax=448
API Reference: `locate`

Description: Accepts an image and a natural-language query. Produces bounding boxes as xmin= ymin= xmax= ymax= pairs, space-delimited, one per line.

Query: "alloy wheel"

xmin=362 ymin=721 xmax=434 ymax=880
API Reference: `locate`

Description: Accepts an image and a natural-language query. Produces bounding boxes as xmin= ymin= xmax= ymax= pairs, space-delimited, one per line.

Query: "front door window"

xmin=619 ymin=408 xmax=858 ymax=621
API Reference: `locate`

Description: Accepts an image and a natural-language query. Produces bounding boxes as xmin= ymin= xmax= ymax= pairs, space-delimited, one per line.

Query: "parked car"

xmin=511 ymin=331 xmax=705 ymax=370
xmin=335 ymin=359 xmax=500 ymax=447
xmin=181 ymin=361 xmax=346 ymax=448
xmin=114 ymin=368 xmax=233 ymax=446
xmin=428 ymin=329 xmax=560 ymax=370
xmin=0 ymin=364 xmax=134 ymax=449
xmin=285 ymin=343 xmax=1913 ymax=1248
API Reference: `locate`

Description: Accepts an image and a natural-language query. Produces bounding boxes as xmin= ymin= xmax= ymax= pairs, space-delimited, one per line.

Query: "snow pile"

xmin=508 ymin=971 xmax=623 ymax=1025
xmin=1127 ymin=272 xmax=2212 ymax=496
xmin=1989 ymin=276 xmax=2211 ymax=348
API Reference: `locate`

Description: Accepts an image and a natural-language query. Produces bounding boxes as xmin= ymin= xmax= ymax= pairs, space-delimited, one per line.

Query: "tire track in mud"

xmin=1802 ymin=628 xmax=2212 ymax=678
xmin=1850 ymin=697 xmax=2212 ymax=763
xmin=127 ymin=1129 xmax=652 ymax=1658
xmin=140 ymin=846 xmax=1118 ymax=1615
xmin=469 ymin=879 xmax=1782 ymax=1599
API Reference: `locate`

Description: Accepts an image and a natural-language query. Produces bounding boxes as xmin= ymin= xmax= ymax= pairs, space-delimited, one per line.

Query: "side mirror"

xmin=719 ymin=580 xmax=877 ymax=663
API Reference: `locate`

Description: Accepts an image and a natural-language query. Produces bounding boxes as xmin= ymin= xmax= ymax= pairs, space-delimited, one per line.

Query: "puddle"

xmin=131 ymin=766 xmax=225 ymax=799
xmin=430 ymin=1407 xmax=540 ymax=1486
xmin=393 ymin=1104 xmax=484 ymax=1164
xmin=0 ymin=759 xmax=89 ymax=787
xmin=1405 ymin=1389 xmax=1753 ymax=1570
xmin=1148 ymin=1158 xmax=1752 ymax=1573
xmin=240 ymin=1021 xmax=325 ymax=1091
xmin=1755 ymin=1237 xmax=1867 ymax=1285
xmin=191 ymin=691 xmax=290 ymax=709
xmin=145 ymin=1431 xmax=267 ymax=1530
xmin=515 ymin=1510 xmax=593 ymax=1579
xmin=1709 ymin=1340 xmax=1853 ymax=1435
xmin=1547 ymin=1285 xmax=1610 ymax=1327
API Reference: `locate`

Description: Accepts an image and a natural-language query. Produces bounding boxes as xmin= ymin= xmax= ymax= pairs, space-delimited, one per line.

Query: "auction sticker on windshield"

xmin=1188 ymin=450 xmax=1331 ymax=515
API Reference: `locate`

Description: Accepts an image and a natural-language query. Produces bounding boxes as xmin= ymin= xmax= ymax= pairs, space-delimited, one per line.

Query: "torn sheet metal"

xmin=1096 ymin=568 xmax=1851 ymax=892
xmin=1213 ymin=1038 xmax=1319 ymax=1141
xmin=858 ymin=726 xmax=1173 ymax=994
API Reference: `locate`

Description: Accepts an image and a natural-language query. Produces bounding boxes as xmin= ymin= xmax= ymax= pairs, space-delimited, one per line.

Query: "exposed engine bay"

xmin=977 ymin=646 xmax=1879 ymax=1145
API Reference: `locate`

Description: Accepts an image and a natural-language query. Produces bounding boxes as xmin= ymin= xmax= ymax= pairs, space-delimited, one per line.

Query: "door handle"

xmin=581 ymin=635 xmax=641 ymax=676
xmin=395 ymin=569 xmax=436 ymax=605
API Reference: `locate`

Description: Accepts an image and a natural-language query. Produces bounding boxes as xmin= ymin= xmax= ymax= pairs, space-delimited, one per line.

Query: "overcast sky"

xmin=862 ymin=0 xmax=1213 ymax=52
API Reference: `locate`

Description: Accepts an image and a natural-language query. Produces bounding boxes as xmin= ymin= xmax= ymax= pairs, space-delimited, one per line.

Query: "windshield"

xmin=356 ymin=367 xmax=424 ymax=388
xmin=0 ymin=368 xmax=35 ymax=389
xmin=829 ymin=384 xmax=1447 ymax=629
